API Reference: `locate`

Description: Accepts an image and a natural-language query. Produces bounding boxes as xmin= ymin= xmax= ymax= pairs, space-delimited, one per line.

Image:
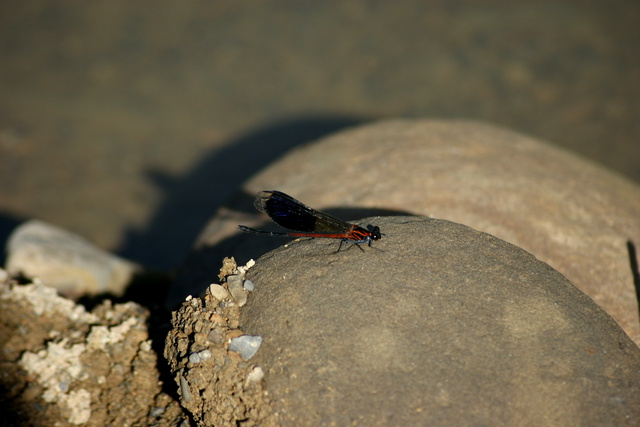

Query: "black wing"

xmin=254 ymin=190 xmax=350 ymax=233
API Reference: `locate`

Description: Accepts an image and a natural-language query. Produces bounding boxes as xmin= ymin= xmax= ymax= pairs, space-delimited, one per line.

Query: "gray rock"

xmin=188 ymin=349 xmax=212 ymax=364
xmin=5 ymin=220 xmax=139 ymax=297
xmin=228 ymin=335 xmax=263 ymax=361
xmin=185 ymin=120 xmax=640 ymax=345
xmin=179 ymin=372 xmax=191 ymax=403
xmin=226 ymin=274 xmax=248 ymax=306
xmin=243 ymin=279 xmax=254 ymax=291
xmin=240 ymin=216 xmax=640 ymax=426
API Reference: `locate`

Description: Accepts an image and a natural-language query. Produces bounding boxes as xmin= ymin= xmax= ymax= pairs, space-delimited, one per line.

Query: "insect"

xmin=238 ymin=190 xmax=382 ymax=252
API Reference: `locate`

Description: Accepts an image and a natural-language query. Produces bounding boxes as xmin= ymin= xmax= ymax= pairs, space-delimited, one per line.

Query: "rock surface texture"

xmin=240 ymin=216 xmax=640 ymax=426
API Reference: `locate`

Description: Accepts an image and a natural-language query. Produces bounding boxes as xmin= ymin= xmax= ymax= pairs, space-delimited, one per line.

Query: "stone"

xmin=226 ymin=274 xmax=248 ymax=306
xmin=178 ymin=120 xmax=640 ymax=345
xmin=240 ymin=216 xmax=640 ymax=425
xmin=207 ymin=284 xmax=229 ymax=301
xmin=5 ymin=220 xmax=139 ymax=297
xmin=228 ymin=335 xmax=263 ymax=361
xmin=243 ymin=279 xmax=254 ymax=291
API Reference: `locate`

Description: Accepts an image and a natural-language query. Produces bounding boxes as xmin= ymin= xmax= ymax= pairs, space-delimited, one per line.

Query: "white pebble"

xmin=188 ymin=349 xmax=212 ymax=364
xmin=208 ymin=284 xmax=229 ymax=300
xmin=246 ymin=366 xmax=264 ymax=384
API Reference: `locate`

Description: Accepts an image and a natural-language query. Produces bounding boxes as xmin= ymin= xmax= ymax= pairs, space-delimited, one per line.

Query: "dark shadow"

xmin=116 ymin=115 xmax=367 ymax=272
xmin=144 ymin=302 xmax=181 ymax=399
xmin=76 ymin=272 xmax=178 ymax=398
xmin=0 ymin=374 xmax=39 ymax=427
xmin=0 ymin=213 xmax=25 ymax=267
xmin=627 ymin=240 xmax=640 ymax=323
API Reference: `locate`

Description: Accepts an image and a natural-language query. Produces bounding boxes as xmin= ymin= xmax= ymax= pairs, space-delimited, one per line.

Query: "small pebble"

xmin=208 ymin=283 xmax=229 ymax=300
xmin=140 ymin=340 xmax=152 ymax=352
xmin=228 ymin=335 xmax=262 ymax=361
xmin=227 ymin=275 xmax=243 ymax=288
xmin=237 ymin=259 xmax=255 ymax=275
xmin=179 ymin=373 xmax=191 ymax=403
xmin=243 ymin=279 xmax=255 ymax=291
xmin=209 ymin=313 xmax=224 ymax=324
xmin=208 ymin=329 xmax=224 ymax=344
xmin=149 ymin=406 xmax=165 ymax=418
xmin=246 ymin=366 xmax=264 ymax=384
xmin=188 ymin=349 xmax=213 ymax=364
xmin=227 ymin=275 xmax=248 ymax=306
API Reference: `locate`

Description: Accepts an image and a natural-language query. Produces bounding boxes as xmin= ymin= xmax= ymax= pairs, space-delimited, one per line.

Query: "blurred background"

xmin=0 ymin=1 xmax=638 ymax=272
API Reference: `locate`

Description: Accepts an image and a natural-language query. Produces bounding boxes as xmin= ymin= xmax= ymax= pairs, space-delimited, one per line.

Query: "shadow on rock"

xmin=116 ymin=115 xmax=367 ymax=272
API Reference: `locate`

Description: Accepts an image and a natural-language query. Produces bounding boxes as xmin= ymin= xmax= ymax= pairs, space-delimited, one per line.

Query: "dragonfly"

xmin=239 ymin=190 xmax=382 ymax=252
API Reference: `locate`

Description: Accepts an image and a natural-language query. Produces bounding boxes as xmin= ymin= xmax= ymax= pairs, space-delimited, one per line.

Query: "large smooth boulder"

xmin=240 ymin=216 xmax=640 ymax=425
xmin=182 ymin=120 xmax=640 ymax=345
